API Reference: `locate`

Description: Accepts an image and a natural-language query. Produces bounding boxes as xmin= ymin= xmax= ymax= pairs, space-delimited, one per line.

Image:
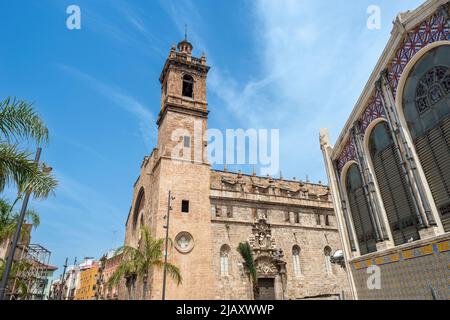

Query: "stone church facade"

xmin=123 ymin=38 xmax=350 ymax=300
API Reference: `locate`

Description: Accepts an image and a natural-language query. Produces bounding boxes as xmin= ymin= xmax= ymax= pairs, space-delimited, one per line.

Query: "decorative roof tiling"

xmin=337 ymin=137 xmax=357 ymax=173
xmin=387 ymin=13 xmax=450 ymax=98
xmin=359 ymin=88 xmax=387 ymax=134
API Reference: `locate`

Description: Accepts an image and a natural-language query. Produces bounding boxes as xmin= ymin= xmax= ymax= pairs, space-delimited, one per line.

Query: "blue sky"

xmin=0 ymin=0 xmax=425 ymax=275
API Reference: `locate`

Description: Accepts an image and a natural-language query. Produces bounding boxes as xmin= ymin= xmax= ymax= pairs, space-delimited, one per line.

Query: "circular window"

xmin=175 ymin=232 xmax=194 ymax=254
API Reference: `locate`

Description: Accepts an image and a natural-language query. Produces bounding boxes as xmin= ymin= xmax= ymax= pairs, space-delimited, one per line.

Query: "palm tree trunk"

xmin=253 ymin=283 xmax=259 ymax=300
xmin=126 ymin=280 xmax=132 ymax=301
xmin=142 ymin=272 xmax=148 ymax=300
xmin=132 ymin=276 xmax=136 ymax=300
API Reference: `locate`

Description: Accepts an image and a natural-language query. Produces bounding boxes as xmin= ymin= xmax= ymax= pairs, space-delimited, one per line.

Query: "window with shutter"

xmin=345 ymin=164 xmax=377 ymax=255
xmin=402 ymin=45 xmax=450 ymax=232
xmin=369 ymin=122 xmax=420 ymax=245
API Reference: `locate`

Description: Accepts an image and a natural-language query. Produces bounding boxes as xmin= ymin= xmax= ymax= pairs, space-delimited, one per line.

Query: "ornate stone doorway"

xmin=248 ymin=218 xmax=287 ymax=300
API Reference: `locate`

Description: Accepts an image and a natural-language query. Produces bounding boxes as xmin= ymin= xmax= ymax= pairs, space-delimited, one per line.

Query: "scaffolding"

xmin=8 ymin=244 xmax=52 ymax=300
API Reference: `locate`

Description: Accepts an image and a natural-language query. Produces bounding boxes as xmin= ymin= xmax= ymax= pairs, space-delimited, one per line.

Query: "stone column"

xmin=320 ymin=129 xmax=358 ymax=300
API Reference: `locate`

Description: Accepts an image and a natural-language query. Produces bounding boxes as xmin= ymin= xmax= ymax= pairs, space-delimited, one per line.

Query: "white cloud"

xmin=59 ymin=64 xmax=155 ymax=149
xmin=31 ymin=170 xmax=126 ymax=260
xmin=82 ymin=5 xmax=165 ymax=58
xmin=208 ymin=0 xmax=391 ymax=181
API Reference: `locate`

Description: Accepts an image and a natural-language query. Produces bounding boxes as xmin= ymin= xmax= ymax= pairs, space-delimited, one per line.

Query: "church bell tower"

xmin=150 ymin=38 xmax=214 ymax=300
xmin=157 ymin=37 xmax=210 ymax=163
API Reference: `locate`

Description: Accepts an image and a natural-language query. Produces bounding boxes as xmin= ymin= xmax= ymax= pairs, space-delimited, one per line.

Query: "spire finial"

xmin=185 ymin=24 xmax=188 ymax=41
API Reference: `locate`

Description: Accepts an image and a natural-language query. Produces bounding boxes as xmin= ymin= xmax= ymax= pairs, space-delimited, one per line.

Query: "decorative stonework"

xmin=248 ymin=219 xmax=286 ymax=277
xmin=359 ymin=88 xmax=387 ymax=134
xmin=415 ymin=66 xmax=450 ymax=113
xmin=336 ymin=138 xmax=357 ymax=174
xmin=387 ymin=12 xmax=450 ymax=98
xmin=255 ymin=256 xmax=279 ymax=276
xmin=248 ymin=219 xmax=277 ymax=252
xmin=175 ymin=232 xmax=194 ymax=254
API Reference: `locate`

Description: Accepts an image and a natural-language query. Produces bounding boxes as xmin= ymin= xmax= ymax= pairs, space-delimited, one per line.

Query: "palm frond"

xmin=0 ymin=143 xmax=33 ymax=192
xmin=0 ymin=97 xmax=48 ymax=145
xmin=0 ymin=198 xmax=10 ymax=215
xmin=237 ymin=242 xmax=257 ymax=284
xmin=108 ymin=263 xmax=130 ymax=288
xmin=0 ymin=198 xmax=41 ymax=243
xmin=24 ymin=208 xmax=40 ymax=227
xmin=0 ymin=143 xmax=58 ymax=198
xmin=15 ymin=162 xmax=58 ymax=199
xmin=111 ymin=227 xmax=183 ymax=297
xmin=167 ymin=263 xmax=182 ymax=286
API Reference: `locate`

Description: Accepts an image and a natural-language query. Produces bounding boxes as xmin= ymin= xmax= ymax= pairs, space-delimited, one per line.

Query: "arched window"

xmin=402 ymin=45 xmax=450 ymax=232
xmin=369 ymin=122 xmax=420 ymax=245
xmin=182 ymin=74 xmax=194 ymax=98
xmin=345 ymin=164 xmax=377 ymax=255
xmin=133 ymin=188 xmax=145 ymax=229
xmin=324 ymin=246 xmax=333 ymax=276
xmin=292 ymin=246 xmax=301 ymax=277
xmin=220 ymin=245 xmax=230 ymax=277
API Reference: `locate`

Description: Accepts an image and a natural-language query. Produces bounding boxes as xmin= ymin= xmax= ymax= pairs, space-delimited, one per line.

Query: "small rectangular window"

xmin=183 ymin=136 xmax=191 ymax=148
xmin=182 ymin=200 xmax=190 ymax=213
xmin=316 ymin=214 xmax=321 ymax=225
xmin=227 ymin=206 xmax=233 ymax=218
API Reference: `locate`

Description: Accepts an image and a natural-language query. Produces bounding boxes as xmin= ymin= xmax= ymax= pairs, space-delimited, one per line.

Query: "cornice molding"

xmin=156 ymin=103 xmax=209 ymax=127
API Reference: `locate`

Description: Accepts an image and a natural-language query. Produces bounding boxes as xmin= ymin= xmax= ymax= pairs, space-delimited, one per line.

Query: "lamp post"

xmin=0 ymin=148 xmax=43 ymax=300
xmin=162 ymin=190 xmax=174 ymax=301
xmin=58 ymin=257 xmax=68 ymax=300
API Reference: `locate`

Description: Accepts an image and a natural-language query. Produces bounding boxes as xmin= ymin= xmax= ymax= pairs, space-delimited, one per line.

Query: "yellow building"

xmin=75 ymin=262 xmax=99 ymax=300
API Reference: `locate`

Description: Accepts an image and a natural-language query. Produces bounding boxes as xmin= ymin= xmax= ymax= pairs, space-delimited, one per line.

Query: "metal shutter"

xmin=414 ymin=116 xmax=450 ymax=232
xmin=372 ymin=145 xmax=420 ymax=245
xmin=347 ymin=186 xmax=377 ymax=255
xmin=346 ymin=165 xmax=377 ymax=255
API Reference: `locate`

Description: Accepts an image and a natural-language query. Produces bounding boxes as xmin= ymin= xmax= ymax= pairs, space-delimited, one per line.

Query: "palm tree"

xmin=108 ymin=227 xmax=182 ymax=300
xmin=0 ymin=198 xmax=40 ymax=243
xmin=0 ymin=97 xmax=57 ymax=200
xmin=237 ymin=242 xmax=258 ymax=299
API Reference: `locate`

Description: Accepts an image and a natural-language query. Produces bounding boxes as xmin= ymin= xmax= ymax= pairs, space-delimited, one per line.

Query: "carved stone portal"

xmin=247 ymin=218 xmax=287 ymax=300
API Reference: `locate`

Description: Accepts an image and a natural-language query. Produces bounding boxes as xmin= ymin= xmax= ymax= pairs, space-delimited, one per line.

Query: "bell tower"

xmin=157 ymin=38 xmax=210 ymax=163
xmin=149 ymin=39 xmax=214 ymax=300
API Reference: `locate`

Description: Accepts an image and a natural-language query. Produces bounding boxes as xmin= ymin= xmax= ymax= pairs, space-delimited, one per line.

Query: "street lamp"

xmin=162 ymin=190 xmax=174 ymax=301
xmin=0 ymin=148 xmax=51 ymax=300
